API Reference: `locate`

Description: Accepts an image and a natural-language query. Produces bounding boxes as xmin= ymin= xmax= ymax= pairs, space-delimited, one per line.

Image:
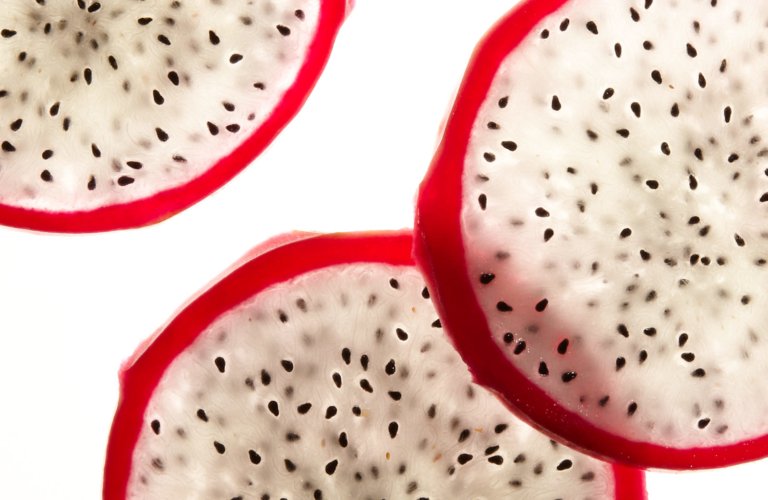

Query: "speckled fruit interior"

xmin=417 ymin=0 xmax=768 ymax=468
xmin=0 ymin=0 xmax=346 ymax=231
xmin=104 ymin=233 xmax=645 ymax=499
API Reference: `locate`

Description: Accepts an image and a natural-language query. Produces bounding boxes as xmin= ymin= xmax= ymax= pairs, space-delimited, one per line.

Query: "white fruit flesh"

xmin=463 ymin=0 xmax=768 ymax=448
xmin=128 ymin=265 xmax=615 ymax=499
xmin=0 ymin=0 xmax=318 ymax=211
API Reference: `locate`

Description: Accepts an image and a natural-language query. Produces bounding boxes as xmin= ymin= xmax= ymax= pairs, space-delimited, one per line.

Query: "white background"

xmin=0 ymin=1 xmax=763 ymax=498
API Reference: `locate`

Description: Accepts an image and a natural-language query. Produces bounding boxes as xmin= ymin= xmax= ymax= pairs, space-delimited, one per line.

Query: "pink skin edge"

xmin=103 ymin=231 xmax=644 ymax=499
xmin=0 ymin=0 xmax=349 ymax=233
xmin=415 ymin=0 xmax=768 ymax=470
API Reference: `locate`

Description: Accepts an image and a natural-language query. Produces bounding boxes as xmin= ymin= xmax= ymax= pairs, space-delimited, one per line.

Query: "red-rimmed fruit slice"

xmin=104 ymin=232 xmax=644 ymax=499
xmin=0 ymin=0 xmax=348 ymax=232
xmin=417 ymin=0 xmax=768 ymax=469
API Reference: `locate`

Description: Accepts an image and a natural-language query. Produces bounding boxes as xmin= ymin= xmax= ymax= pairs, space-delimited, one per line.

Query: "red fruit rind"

xmin=415 ymin=0 xmax=768 ymax=469
xmin=0 ymin=1 xmax=348 ymax=233
xmin=104 ymin=231 xmax=644 ymax=499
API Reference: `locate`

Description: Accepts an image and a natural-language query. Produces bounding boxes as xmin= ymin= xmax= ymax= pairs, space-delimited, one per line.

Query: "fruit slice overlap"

xmin=417 ymin=0 xmax=768 ymax=468
xmin=104 ymin=232 xmax=644 ymax=499
xmin=0 ymin=0 xmax=347 ymax=232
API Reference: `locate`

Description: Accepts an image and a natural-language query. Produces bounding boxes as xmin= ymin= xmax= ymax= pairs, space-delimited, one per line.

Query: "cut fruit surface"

xmin=0 ymin=0 xmax=347 ymax=232
xmin=104 ymin=232 xmax=645 ymax=499
xmin=416 ymin=0 xmax=768 ymax=469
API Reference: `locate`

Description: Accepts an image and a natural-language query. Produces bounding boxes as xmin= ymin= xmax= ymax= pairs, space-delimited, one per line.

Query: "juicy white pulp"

xmin=463 ymin=0 xmax=768 ymax=449
xmin=0 ymin=0 xmax=318 ymax=211
xmin=128 ymin=264 xmax=615 ymax=499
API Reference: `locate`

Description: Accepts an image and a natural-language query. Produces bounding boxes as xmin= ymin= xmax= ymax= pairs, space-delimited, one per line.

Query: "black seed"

xmin=691 ymin=368 xmax=706 ymax=378
xmin=689 ymin=175 xmax=698 ymax=190
xmin=261 ymin=369 xmax=271 ymax=385
xmin=724 ymin=106 xmax=732 ymax=123
xmin=629 ymin=7 xmax=640 ymax=21
xmin=396 ymin=328 xmax=409 ymax=341
xmin=498 ymin=96 xmax=509 ymax=108
xmin=698 ymin=225 xmax=710 ymax=237
xmin=616 ymin=357 xmax=626 ymax=370
xmin=639 ymin=250 xmax=651 ymax=261
xmin=87 ymin=176 xmax=96 ymax=191
xmin=226 ymin=124 xmax=240 ymax=133
xmin=277 ymin=25 xmax=291 ymax=36
xmin=284 ymin=459 xmax=296 ymax=472
xmin=214 ymin=356 xmax=226 ymax=373
xmin=551 ymin=95 xmax=561 ymax=111
xmin=388 ymin=391 xmax=402 ymax=401
xmin=297 ymin=403 xmax=312 ymax=414
xmin=590 ymin=182 xmax=598 ymax=195
xmin=431 ymin=319 xmax=441 ymax=328
xmin=229 ymin=54 xmax=243 ymax=64
xmin=385 ymin=359 xmax=396 ymax=375
xmin=341 ymin=348 xmax=351 ymax=364
xmin=694 ymin=148 xmax=704 ymax=161
xmin=208 ymin=30 xmax=220 ymax=45
xmin=538 ymin=361 xmax=549 ymax=376
xmin=155 ymin=128 xmax=169 ymax=142
xmin=167 ymin=71 xmax=180 ymax=85
xmin=671 ymin=103 xmax=680 ymax=117
xmin=1 ymin=29 xmax=17 ymax=38
xmin=480 ymin=273 xmax=495 ymax=284
xmin=332 ymin=372 xmax=342 ymax=388
xmin=84 ymin=68 xmax=92 ymax=84
xmin=728 ymin=153 xmax=739 ymax=163
xmin=157 ymin=34 xmax=171 ymax=45
xmin=544 ymin=228 xmax=554 ymax=241
xmin=698 ymin=418 xmax=711 ymax=429
xmin=281 ymin=360 xmax=294 ymax=372
xmin=325 ymin=406 xmax=337 ymax=419
xmin=557 ymin=339 xmax=569 ymax=354
xmin=488 ymin=455 xmax=504 ymax=465
xmin=496 ymin=301 xmax=513 ymax=312
xmin=686 ymin=43 xmax=698 ymax=57
xmin=427 ymin=404 xmax=436 ymax=419
xmin=248 ymin=449 xmax=261 ymax=464
xmin=599 ymin=395 xmax=610 ymax=407
xmin=388 ymin=421 xmax=399 ymax=438
xmin=678 ymin=334 xmax=689 ymax=348
xmin=117 ymin=176 xmax=134 ymax=186
xmin=559 ymin=18 xmax=570 ymax=31
xmin=152 ymin=89 xmax=164 ymax=105
xmin=213 ymin=441 xmax=226 ymax=454
xmin=286 ymin=432 xmax=300 ymax=442
xmin=535 ymin=298 xmax=548 ymax=312
xmin=586 ymin=21 xmax=598 ymax=34
xmin=645 ymin=180 xmax=659 ymax=189
xmin=619 ymin=227 xmax=632 ymax=238
xmin=651 ymin=70 xmax=662 ymax=84
xmin=359 ymin=379 xmax=373 ymax=393
xmin=325 ymin=460 xmax=338 ymax=475
xmin=586 ymin=129 xmax=598 ymax=140
xmin=561 ymin=371 xmax=577 ymax=382
xmin=627 ymin=402 xmax=638 ymax=416
xmin=503 ymin=332 xmax=514 ymax=344
xmin=614 ymin=43 xmax=622 ymax=57
xmin=495 ymin=424 xmax=509 ymax=436
xmin=338 ymin=432 xmax=348 ymax=447
xmin=501 ymin=140 xmax=517 ymax=151
xmin=514 ymin=341 xmax=526 ymax=355
xmin=616 ymin=128 xmax=630 ymax=138
xmin=483 ymin=152 xmax=495 ymax=162
xmin=207 ymin=122 xmax=219 ymax=135
xmin=603 ymin=88 xmax=615 ymax=99
xmin=41 ymin=149 xmax=54 ymax=160
xmin=630 ymin=102 xmax=641 ymax=117
xmin=2 ymin=141 xmax=16 ymax=152
xmin=389 ymin=278 xmax=400 ymax=289
xmin=457 ymin=453 xmax=473 ymax=465
xmin=643 ymin=327 xmax=656 ymax=337
xmin=557 ymin=459 xmax=573 ymax=471
xmin=698 ymin=73 xmax=707 ymax=88
xmin=268 ymin=401 xmax=279 ymax=417
xmin=681 ymin=353 xmax=695 ymax=362
xmin=639 ymin=350 xmax=648 ymax=363
xmin=108 ymin=55 xmax=118 ymax=70
xmin=535 ymin=207 xmax=550 ymax=217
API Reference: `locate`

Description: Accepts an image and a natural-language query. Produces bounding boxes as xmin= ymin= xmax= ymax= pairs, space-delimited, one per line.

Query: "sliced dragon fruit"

xmin=0 ymin=0 xmax=347 ymax=232
xmin=416 ymin=0 xmax=768 ymax=469
xmin=103 ymin=232 xmax=645 ymax=499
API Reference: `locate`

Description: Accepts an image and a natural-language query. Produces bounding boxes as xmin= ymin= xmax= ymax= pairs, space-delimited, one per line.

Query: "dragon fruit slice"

xmin=416 ymin=0 xmax=768 ymax=469
xmin=103 ymin=232 xmax=645 ymax=499
xmin=0 ymin=0 xmax=347 ymax=232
